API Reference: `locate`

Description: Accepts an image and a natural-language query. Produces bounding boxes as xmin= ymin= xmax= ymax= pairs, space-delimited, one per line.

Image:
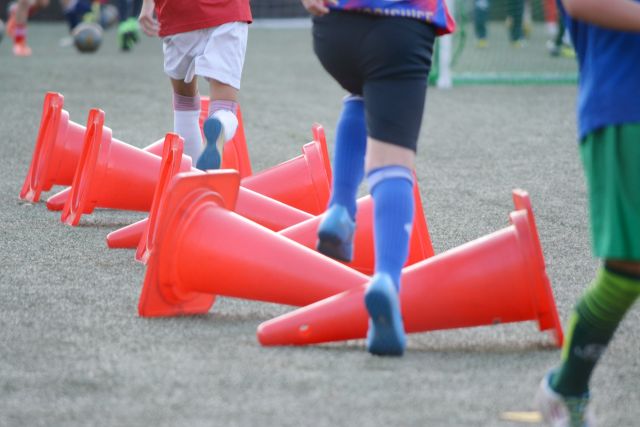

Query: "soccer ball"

xmin=72 ymin=23 xmax=103 ymax=53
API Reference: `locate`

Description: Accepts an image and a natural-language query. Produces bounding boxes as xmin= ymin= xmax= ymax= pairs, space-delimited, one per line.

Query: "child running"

xmin=138 ymin=0 xmax=251 ymax=168
xmin=535 ymin=0 xmax=640 ymax=425
xmin=301 ymin=0 xmax=454 ymax=355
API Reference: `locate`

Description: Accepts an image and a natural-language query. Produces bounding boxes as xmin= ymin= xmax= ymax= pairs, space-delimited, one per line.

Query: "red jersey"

xmin=155 ymin=0 xmax=252 ymax=37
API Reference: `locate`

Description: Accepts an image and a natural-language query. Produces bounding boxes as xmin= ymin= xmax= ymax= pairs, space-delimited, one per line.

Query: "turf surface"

xmin=0 ymin=23 xmax=637 ymax=427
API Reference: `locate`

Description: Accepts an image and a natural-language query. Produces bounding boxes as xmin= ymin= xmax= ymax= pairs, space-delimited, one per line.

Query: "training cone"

xmin=44 ymin=96 xmax=253 ymax=211
xmin=105 ymin=132 xmax=186 ymax=249
xmin=257 ymin=189 xmax=564 ymax=348
xmin=138 ymin=171 xmax=371 ymax=317
xmin=240 ymin=124 xmax=332 ymax=215
xmin=20 ymin=92 xmax=190 ymax=206
xmin=60 ymin=109 xmax=193 ymax=226
xmin=280 ymin=177 xmax=434 ymax=274
xmin=106 ymin=149 xmax=312 ymax=255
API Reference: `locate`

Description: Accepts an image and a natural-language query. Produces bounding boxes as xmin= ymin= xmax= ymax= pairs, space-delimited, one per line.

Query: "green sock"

xmin=552 ymin=267 xmax=640 ymax=397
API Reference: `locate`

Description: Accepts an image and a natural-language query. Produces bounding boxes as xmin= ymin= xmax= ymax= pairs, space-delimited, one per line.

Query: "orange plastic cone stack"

xmin=280 ymin=177 xmax=434 ymax=274
xmin=45 ymin=97 xmax=254 ymax=211
xmin=60 ymin=109 xmax=193 ymax=226
xmin=19 ymin=92 xmax=199 ymax=207
xmin=138 ymin=171 xmax=370 ymax=317
xmin=240 ymin=125 xmax=332 ymax=215
xmin=257 ymin=190 xmax=564 ymax=348
xmin=106 ymin=155 xmax=313 ymax=255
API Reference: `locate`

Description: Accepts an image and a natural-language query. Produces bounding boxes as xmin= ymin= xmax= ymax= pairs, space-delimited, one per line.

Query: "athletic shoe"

xmin=364 ymin=273 xmax=406 ymax=356
xmin=196 ymin=116 xmax=225 ymax=170
xmin=316 ymin=204 xmax=355 ymax=262
xmin=12 ymin=40 xmax=32 ymax=56
xmin=535 ymin=371 xmax=595 ymax=427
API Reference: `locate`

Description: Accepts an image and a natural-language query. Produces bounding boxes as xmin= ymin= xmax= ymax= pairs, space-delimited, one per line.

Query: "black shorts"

xmin=312 ymin=11 xmax=436 ymax=152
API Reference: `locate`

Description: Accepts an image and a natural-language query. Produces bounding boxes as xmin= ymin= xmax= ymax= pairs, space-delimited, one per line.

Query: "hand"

xmin=138 ymin=0 xmax=159 ymax=37
xmin=300 ymin=0 xmax=337 ymax=16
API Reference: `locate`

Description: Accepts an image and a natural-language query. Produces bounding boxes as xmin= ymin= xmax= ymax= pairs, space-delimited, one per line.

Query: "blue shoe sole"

xmin=365 ymin=276 xmax=405 ymax=356
xmin=317 ymin=230 xmax=352 ymax=262
xmin=196 ymin=118 xmax=223 ymax=171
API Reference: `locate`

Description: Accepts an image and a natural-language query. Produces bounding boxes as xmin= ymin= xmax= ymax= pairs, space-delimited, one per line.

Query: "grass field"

xmin=0 ymin=23 xmax=638 ymax=427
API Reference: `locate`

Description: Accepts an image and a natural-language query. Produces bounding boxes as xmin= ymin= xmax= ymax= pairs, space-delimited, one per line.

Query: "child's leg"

xmin=170 ymin=78 xmax=203 ymax=163
xmin=364 ymin=140 xmax=416 ymax=357
xmin=59 ymin=0 xmax=92 ymax=32
xmin=316 ymin=95 xmax=366 ymax=262
xmin=10 ymin=0 xmax=31 ymax=54
xmin=474 ymin=0 xmax=489 ymax=42
xmin=552 ymin=263 xmax=640 ymax=397
xmin=195 ymin=79 xmax=239 ymax=170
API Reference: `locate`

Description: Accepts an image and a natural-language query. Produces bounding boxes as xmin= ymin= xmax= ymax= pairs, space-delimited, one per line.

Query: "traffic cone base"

xmin=138 ymin=171 xmax=369 ymax=317
xmin=61 ymin=110 xmax=192 ymax=226
xmin=257 ymin=190 xmax=564 ymax=348
xmin=20 ymin=92 xmax=85 ymax=202
xmin=137 ymin=171 xmax=239 ymax=317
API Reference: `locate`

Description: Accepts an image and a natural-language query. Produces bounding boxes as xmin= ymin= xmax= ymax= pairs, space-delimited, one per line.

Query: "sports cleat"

xmin=364 ymin=273 xmax=406 ymax=356
xmin=12 ymin=40 xmax=32 ymax=56
xmin=535 ymin=371 xmax=595 ymax=427
xmin=476 ymin=38 xmax=489 ymax=49
xmin=196 ymin=116 xmax=224 ymax=170
xmin=316 ymin=204 xmax=355 ymax=262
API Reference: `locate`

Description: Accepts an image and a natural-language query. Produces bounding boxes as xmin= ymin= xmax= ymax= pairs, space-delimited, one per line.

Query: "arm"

xmin=562 ymin=0 xmax=640 ymax=31
xmin=138 ymin=0 xmax=159 ymax=36
xmin=300 ymin=0 xmax=337 ymax=17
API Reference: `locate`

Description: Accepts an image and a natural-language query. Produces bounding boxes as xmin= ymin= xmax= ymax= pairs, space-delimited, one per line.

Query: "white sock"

xmin=211 ymin=109 xmax=238 ymax=143
xmin=174 ymin=109 xmax=203 ymax=161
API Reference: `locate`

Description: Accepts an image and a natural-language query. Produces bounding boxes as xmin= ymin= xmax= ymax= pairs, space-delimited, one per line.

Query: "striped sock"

xmin=173 ymin=93 xmax=203 ymax=161
xmin=367 ymin=166 xmax=415 ymax=289
xmin=552 ymin=267 xmax=640 ymax=396
xmin=14 ymin=24 xmax=26 ymax=44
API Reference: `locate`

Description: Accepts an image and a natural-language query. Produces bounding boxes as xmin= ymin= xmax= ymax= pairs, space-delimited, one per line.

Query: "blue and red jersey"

xmin=330 ymin=0 xmax=455 ymax=35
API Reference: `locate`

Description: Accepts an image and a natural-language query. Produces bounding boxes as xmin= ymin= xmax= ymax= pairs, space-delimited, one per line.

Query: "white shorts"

xmin=162 ymin=22 xmax=248 ymax=89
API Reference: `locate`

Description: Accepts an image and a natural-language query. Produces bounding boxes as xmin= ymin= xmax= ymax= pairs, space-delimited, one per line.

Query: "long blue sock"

xmin=328 ymin=95 xmax=367 ymax=219
xmin=368 ymin=166 xmax=415 ymax=289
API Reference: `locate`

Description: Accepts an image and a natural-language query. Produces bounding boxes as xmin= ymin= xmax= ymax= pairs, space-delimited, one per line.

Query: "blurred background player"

xmin=535 ymin=0 xmax=640 ymax=425
xmin=5 ymin=0 xmax=50 ymax=56
xmin=138 ymin=0 xmax=251 ymax=168
xmin=302 ymin=0 xmax=454 ymax=355
xmin=474 ymin=0 xmax=527 ymax=48
xmin=116 ymin=0 xmax=141 ymax=51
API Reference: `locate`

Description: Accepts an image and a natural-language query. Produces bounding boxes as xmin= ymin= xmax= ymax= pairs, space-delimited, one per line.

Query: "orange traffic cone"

xmin=221 ymin=107 xmax=252 ymax=179
xmin=138 ymin=171 xmax=370 ymax=317
xmin=240 ymin=126 xmax=331 ymax=215
xmin=257 ymin=189 xmax=564 ymax=348
xmin=60 ymin=109 xmax=193 ymax=226
xmin=279 ymin=177 xmax=434 ymax=274
xmin=105 ymin=132 xmax=187 ymax=249
xmin=20 ymin=93 xmax=201 ymax=206
xmin=106 ymin=150 xmax=313 ymax=254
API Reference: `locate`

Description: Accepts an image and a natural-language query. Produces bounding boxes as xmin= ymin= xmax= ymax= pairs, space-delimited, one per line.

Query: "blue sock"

xmin=328 ymin=95 xmax=367 ymax=219
xmin=368 ymin=166 xmax=415 ymax=289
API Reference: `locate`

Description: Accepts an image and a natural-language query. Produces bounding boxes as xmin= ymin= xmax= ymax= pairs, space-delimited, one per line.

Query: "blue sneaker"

xmin=196 ymin=117 xmax=224 ymax=171
xmin=364 ymin=273 xmax=406 ymax=356
xmin=535 ymin=370 xmax=595 ymax=427
xmin=316 ymin=204 xmax=355 ymax=262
